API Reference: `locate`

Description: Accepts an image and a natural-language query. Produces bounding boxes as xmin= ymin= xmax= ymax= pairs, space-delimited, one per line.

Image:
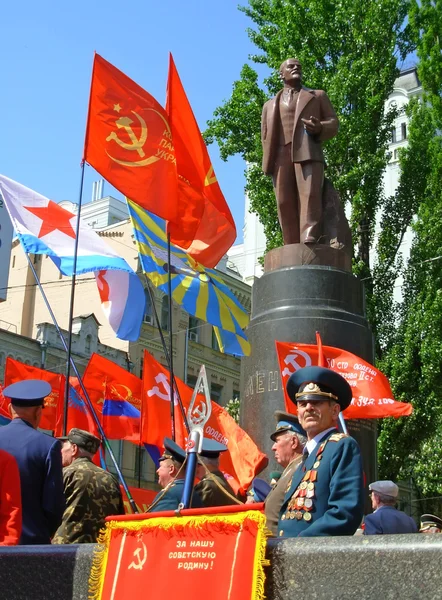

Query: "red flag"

xmin=275 ymin=340 xmax=413 ymax=419
xmin=0 ymin=384 xmax=11 ymax=421
xmin=142 ymin=350 xmax=267 ymax=492
xmin=82 ymin=354 xmax=142 ymax=443
xmin=54 ymin=377 xmax=99 ymax=437
xmin=166 ymin=54 xmax=236 ymax=268
xmin=83 ymin=53 xmax=178 ymax=222
xmin=4 ymin=358 xmax=63 ymax=430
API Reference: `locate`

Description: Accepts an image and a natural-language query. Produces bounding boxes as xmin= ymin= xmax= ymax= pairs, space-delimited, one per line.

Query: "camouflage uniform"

xmin=52 ymin=457 xmax=124 ymax=544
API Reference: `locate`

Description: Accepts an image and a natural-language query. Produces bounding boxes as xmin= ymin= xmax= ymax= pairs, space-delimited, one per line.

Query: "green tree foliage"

xmin=377 ymin=0 xmax=442 ymax=495
xmin=205 ymin=0 xmax=413 ymax=298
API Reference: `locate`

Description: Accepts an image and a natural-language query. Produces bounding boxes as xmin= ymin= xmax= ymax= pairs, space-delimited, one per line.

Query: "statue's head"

xmin=279 ymin=58 xmax=302 ymax=85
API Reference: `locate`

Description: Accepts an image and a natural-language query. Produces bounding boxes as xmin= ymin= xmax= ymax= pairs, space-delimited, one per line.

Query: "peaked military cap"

xmin=159 ymin=437 xmax=187 ymax=464
xmin=269 ymin=471 xmax=282 ymax=486
xmin=199 ymin=438 xmax=228 ymax=458
xmin=248 ymin=478 xmax=271 ymax=503
xmin=270 ymin=410 xmax=307 ymax=441
xmin=3 ymin=380 xmax=51 ymax=407
xmin=63 ymin=428 xmax=101 ymax=454
xmin=286 ymin=366 xmax=352 ymax=411
xmin=420 ymin=514 xmax=442 ymax=532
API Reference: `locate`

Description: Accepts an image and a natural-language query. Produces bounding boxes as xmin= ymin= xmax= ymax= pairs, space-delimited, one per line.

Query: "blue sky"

xmin=0 ymin=1 xmax=260 ymax=244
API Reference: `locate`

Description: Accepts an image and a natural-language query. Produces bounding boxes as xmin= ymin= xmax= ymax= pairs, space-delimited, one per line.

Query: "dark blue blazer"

xmin=149 ymin=479 xmax=203 ymax=513
xmin=0 ymin=419 xmax=65 ymax=544
xmin=364 ymin=505 xmax=418 ymax=535
xmin=279 ymin=431 xmax=364 ymax=537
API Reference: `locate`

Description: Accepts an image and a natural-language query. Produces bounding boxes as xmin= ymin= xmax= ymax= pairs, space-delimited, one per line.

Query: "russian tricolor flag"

xmin=0 ymin=175 xmax=145 ymax=341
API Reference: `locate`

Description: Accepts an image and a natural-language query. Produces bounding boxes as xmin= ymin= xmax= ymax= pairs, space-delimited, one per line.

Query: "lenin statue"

xmin=261 ymin=58 xmax=339 ymax=245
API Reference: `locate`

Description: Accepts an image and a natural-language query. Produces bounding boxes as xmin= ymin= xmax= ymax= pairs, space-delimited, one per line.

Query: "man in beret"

xmin=0 ymin=380 xmax=65 ymax=544
xmin=195 ymin=441 xmax=238 ymax=508
xmin=265 ymin=411 xmax=307 ymax=535
xmin=420 ymin=514 xmax=442 ymax=534
xmin=52 ymin=428 xmax=124 ymax=544
xmin=279 ymin=366 xmax=364 ymax=537
xmin=364 ymin=480 xmax=417 ymax=535
xmin=148 ymin=438 xmax=203 ymax=512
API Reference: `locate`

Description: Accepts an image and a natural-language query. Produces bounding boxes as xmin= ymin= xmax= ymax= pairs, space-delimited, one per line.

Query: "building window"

xmin=212 ymin=329 xmax=220 ymax=352
xmin=161 ymin=296 xmax=169 ymax=331
xmin=187 ymin=375 xmax=197 ymax=389
xmin=188 ymin=316 xmax=200 ymax=343
xmin=143 ymin=289 xmax=153 ymax=324
xmin=393 ymin=149 xmax=399 ymax=161
xmin=12 ymin=255 xmax=15 ymax=268
xmin=85 ymin=335 xmax=92 ymax=354
xmin=391 ymin=127 xmax=397 ymax=143
xmin=401 ymin=122 xmax=407 ymax=140
xmin=211 ymin=383 xmax=223 ymax=405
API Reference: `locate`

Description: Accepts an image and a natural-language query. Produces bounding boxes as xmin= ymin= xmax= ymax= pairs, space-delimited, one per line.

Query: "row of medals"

xmin=284 ymin=440 xmax=328 ymax=522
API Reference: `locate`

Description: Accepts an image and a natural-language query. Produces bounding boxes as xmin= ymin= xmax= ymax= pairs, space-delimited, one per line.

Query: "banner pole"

xmin=167 ymin=232 xmax=176 ymax=441
xmin=62 ymin=161 xmax=86 ymax=435
xmin=144 ymin=278 xmax=189 ymax=433
xmin=25 ymin=254 xmax=138 ymax=513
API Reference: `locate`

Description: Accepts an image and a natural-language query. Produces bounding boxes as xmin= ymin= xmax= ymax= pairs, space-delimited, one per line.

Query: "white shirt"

xmin=305 ymin=427 xmax=337 ymax=456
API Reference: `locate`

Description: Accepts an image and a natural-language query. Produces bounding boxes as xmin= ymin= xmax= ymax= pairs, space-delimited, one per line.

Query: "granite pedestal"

xmin=241 ymin=244 xmax=376 ymax=489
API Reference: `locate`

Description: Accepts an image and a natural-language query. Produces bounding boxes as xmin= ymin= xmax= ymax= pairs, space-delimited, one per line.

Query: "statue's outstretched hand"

xmin=301 ymin=116 xmax=322 ymax=136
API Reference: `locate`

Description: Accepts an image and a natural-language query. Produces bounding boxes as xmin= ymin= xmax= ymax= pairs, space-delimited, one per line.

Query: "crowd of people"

xmin=0 ymin=367 xmax=440 ymax=547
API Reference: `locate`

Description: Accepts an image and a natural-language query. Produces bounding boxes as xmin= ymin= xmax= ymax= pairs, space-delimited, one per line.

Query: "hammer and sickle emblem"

xmin=190 ymin=402 xmax=207 ymax=426
xmin=128 ymin=541 xmax=147 ymax=571
xmin=282 ymin=350 xmax=312 ymax=378
xmin=106 ymin=112 xmax=148 ymax=158
xmin=147 ymin=373 xmax=178 ymax=406
xmin=106 ymin=108 xmax=171 ymax=168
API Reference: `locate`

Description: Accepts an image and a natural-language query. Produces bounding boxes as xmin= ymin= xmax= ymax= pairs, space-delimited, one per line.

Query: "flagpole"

xmin=167 ymin=232 xmax=176 ymax=440
xmin=25 ymin=254 xmax=138 ymax=514
xmin=144 ymin=278 xmax=189 ymax=433
xmin=62 ymin=161 xmax=86 ymax=436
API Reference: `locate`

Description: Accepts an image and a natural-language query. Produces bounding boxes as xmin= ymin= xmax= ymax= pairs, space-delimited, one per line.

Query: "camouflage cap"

xmin=66 ymin=428 xmax=101 ymax=455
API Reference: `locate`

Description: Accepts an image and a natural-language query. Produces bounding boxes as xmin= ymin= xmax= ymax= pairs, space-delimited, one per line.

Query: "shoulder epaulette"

xmin=329 ymin=433 xmax=348 ymax=442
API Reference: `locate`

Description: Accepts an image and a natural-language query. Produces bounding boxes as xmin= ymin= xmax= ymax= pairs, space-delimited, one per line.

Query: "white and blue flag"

xmin=0 ymin=174 xmax=145 ymax=341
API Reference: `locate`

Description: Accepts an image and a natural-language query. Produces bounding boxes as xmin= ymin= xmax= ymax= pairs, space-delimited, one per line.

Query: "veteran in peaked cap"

xmin=420 ymin=514 xmax=442 ymax=533
xmin=149 ymin=437 xmax=203 ymax=513
xmin=61 ymin=429 xmax=102 ymax=455
xmin=3 ymin=380 xmax=52 ymax=407
xmin=286 ymin=366 xmax=352 ymax=411
xmin=270 ymin=410 xmax=307 ymax=441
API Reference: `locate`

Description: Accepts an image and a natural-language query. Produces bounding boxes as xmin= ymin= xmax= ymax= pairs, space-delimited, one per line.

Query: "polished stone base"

xmin=240 ymin=262 xmax=376 ymax=489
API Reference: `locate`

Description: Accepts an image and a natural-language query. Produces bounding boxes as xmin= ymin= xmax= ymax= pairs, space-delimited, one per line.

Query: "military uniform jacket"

xmin=265 ymin=456 xmax=303 ymax=536
xmin=0 ymin=418 xmax=65 ymax=544
xmin=52 ymin=457 xmax=124 ymax=544
xmin=364 ymin=506 xmax=418 ymax=535
xmin=279 ymin=431 xmax=364 ymax=537
xmin=194 ymin=469 xmax=237 ymax=508
xmin=149 ymin=478 xmax=203 ymax=513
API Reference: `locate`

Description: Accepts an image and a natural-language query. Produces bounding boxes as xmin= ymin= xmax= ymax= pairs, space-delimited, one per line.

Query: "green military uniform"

xmin=52 ymin=428 xmax=124 ymax=544
xmin=265 ymin=456 xmax=302 ymax=535
xmin=195 ymin=469 xmax=237 ymax=508
xmin=52 ymin=457 xmax=124 ymax=543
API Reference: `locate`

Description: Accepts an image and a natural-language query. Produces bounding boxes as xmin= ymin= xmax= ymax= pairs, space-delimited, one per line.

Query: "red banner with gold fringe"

xmin=89 ymin=505 xmax=268 ymax=600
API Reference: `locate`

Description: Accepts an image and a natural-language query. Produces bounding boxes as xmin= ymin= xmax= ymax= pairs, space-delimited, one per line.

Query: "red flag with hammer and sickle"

xmin=166 ymin=54 xmax=236 ymax=268
xmin=83 ymin=53 xmax=178 ymax=223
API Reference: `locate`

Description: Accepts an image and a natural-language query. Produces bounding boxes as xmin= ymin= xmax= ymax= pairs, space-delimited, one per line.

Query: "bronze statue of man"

xmin=261 ymin=59 xmax=339 ymax=245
